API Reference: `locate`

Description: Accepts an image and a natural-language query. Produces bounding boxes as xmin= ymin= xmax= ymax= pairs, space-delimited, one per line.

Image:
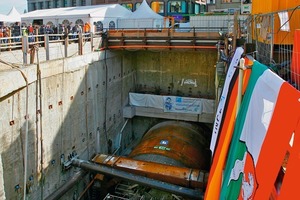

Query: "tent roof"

xmin=0 ymin=6 xmax=21 ymax=22
xmin=128 ymin=0 xmax=163 ymax=19
xmin=6 ymin=6 xmax=21 ymax=22
xmin=0 ymin=14 xmax=9 ymax=22
xmin=21 ymin=4 xmax=131 ymax=20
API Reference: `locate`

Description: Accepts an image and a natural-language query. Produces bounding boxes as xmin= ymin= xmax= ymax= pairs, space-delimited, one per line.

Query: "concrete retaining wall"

xmin=0 ymin=50 xmax=134 ymax=199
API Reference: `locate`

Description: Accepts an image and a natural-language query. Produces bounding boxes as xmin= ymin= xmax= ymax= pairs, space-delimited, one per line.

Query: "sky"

xmin=0 ymin=0 xmax=27 ymax=15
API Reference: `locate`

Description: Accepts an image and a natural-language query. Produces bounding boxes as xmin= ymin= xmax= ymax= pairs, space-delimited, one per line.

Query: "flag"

xmin=220 ymin=61 xmax=300 ymax=199
xmin=210 ymin=47 xmax=244 ymax=155
xmin=205 ymin=47 xmax=250 ymax=200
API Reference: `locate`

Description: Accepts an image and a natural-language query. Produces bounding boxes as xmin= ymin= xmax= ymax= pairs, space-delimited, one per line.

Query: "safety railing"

xmin=0 ymin=31 xmax=104 ymax=65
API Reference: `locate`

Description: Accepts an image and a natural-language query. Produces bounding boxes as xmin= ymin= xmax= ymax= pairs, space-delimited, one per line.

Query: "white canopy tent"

xmin=21 ymin=4 xmax=132 ymax=32
xmin=0 ymin=14 xmax=9 ymax=23
xmin=118 ymin=0 xmax=166 ymax=29
xmin=7 ymin=7 xmax=21 ymax=22
xmin=0 ymin=7 xmax=21 ymax=24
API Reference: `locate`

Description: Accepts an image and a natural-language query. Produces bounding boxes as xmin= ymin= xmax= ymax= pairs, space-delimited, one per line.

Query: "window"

xmin=109 ymin=21 xmax=115 ymax=30
xmin=81 ymin=0 xmax=86 ymax=6
xmin=194 ymin=1 xmax=206 ymax=13
xmin=151 ymin=1 xmax=164 ymax=14
xmin=222 ymin=0 xmax=232 ymax=3
xmin=242 ymin=0 xmax=251 ymax=4
xmin=95 ymin=21 xmax=103 ymax=32
xmin=38 ymin=2 xmax=44 ymax=9
xmin=63 ymin=0 xmax=68 ymax=7
xmin=46 ymin=21 xmax=54 ymax=27
xmin=54 ymin=0 xmax=59 ymax=8
xmin=195 ymin=4 xmax=200 ymax=14
xmin=45 ymin=1 xmax=50 ymax=9
xmin=72 ymin=0 xmax=77 ymax=6
xmin=32 ymin=3 xmax=37 ymax=10
xmin=75 ymin=19 xmax=84 ymax=26
xmin=168 ymin=1 xmax=186 ymax=13
xmin=62 ymin=19 xmax=70 ymax=26
xmin=121 ymin=3 xmax=133 ymax=11
xmin=135 ymin=3 xmax=141 ymax=10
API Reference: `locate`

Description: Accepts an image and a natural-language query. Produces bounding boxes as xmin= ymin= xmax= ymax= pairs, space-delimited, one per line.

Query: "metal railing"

xmin=0 ymin=31 xmax=103 ymax=65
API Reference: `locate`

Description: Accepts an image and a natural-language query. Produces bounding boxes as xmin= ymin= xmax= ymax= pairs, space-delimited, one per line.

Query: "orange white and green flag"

xmin=220 ymin=61 xmax=300 ymax=199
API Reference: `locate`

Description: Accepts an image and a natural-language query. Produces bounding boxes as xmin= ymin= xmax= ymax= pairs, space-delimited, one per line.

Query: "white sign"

xmin=163 ymin=96 xmax=202 ymax=114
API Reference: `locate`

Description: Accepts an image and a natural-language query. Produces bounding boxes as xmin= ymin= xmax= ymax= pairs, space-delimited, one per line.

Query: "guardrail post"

xmin=90 ymin=32 xmax=94 ymax=52
xmin=78 ymin=32 xmax=83 ymax=55
xmin=22 ymin=36 xmax=28 ymax=65
xmin=30 ymin=45 xmax=35 ymax=64
xmin=44 ymin=34 xmax=50 ymax=61
xmin=64 ymin=34 xmax=68 ymax=57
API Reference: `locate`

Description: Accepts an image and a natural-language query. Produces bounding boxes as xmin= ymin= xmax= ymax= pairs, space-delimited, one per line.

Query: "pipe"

xmin=108 ymin=45 xmax=218 ymax=49
xmin=22 ymin=72 xmax=29 ymax=200
xmin=112 ymin=119 xmax=129 ymax=156
xmin=93 ymin=154 xmax=208 ymax=190
xmin=44 ymin=170 xmax=88 ymax=200
xmin=72 ymin=158 xmax=203 ymax=199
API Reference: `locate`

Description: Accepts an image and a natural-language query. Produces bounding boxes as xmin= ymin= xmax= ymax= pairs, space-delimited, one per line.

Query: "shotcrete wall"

xmin=0 ymin=50 xmax=135 ymax=199
xmin=134 ymin=50 xmax=217 ymax=98
xmin=0 ymin=49 xmax=217 ymax=199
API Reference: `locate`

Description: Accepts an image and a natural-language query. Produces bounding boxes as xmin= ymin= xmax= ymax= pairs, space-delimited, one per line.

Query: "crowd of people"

xmin=0 ymin=21 xmax=92 ymax=44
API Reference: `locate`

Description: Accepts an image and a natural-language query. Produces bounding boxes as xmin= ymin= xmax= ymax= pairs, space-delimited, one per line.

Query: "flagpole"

xmin=236 ymin=57 xmax=245 ymax=116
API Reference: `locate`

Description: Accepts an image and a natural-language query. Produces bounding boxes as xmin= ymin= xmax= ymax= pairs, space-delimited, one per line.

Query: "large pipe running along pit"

xmin=71 ymin=158 xmax=203 ymax=199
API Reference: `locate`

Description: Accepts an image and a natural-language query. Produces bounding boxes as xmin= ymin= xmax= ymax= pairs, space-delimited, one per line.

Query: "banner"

xmin=163 ymin=96 xmax=202 ymax=114
xmin=129 ymin=93 xmax=214 ymax=114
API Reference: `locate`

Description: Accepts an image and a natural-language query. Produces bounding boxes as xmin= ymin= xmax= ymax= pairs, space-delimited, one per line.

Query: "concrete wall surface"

xmin=134 ymin=50 xmax=217 ymax=99
xmin=0 ymin=50 xmax=134 ymax=199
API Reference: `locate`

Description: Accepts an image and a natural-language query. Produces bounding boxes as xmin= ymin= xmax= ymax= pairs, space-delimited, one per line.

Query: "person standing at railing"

xmin=27 ymin=23 xmax=34 ymax=43
xmin=21 ymin=26 xmax=28 ymax=36
xmin=0 ymin=28 xmax=3 ymax=44
xmin=71 ymin=24 xmax=78 ymax=39
xmin=12 ymin=22 xmax=21 ymax=43
xmin=84 ymin=22 xmax=91 ymax=33
xmin=72 ymin=24 xmax=82 ymax=41
xmin=67 ymin=22 xmax=72 ymax=34
xmin=2 ymin=26 xmax=9 ymax=43
xmin=39 ymin=24 xmax=45 ymax=35
xmin=84 ymin=22 xmax=91 ymax=41
xmin=45 ymin=25 xmax=54 ymax=40
xmin=58 ymin=24 xmax=65 ymax=40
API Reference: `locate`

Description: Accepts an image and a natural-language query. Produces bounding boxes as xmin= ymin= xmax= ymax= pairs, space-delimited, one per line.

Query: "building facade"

xmin=27 ymin=0 xmax=248 ymax=18
xmin=27 ymin=0 xmax=92 ymax=11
